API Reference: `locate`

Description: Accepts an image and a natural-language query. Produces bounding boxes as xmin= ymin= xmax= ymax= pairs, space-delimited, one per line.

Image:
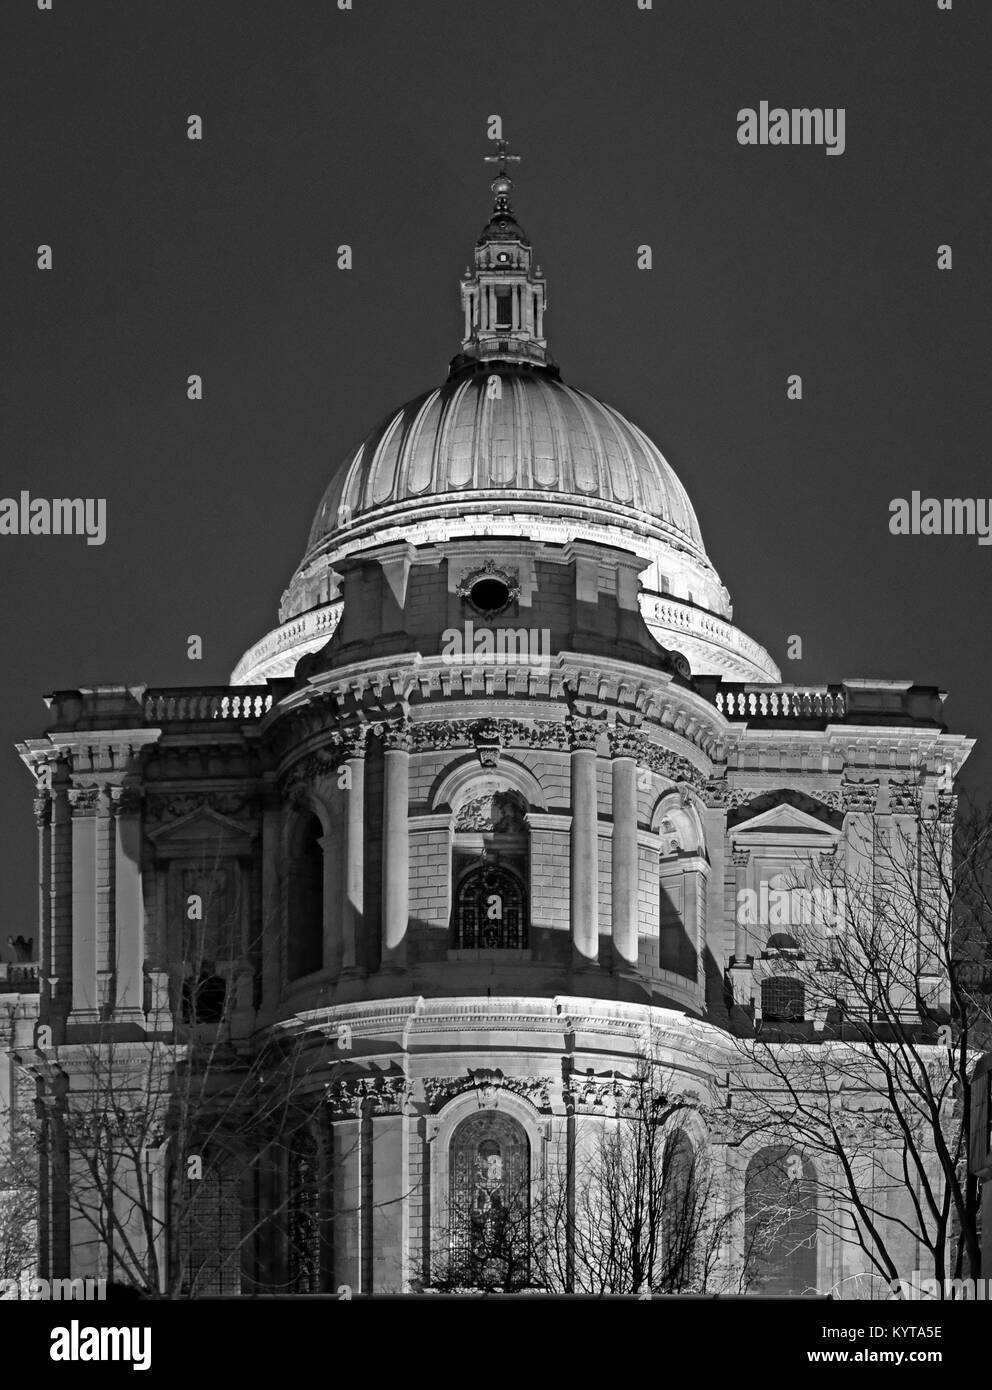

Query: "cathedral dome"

xmin=231 ymin=150 xmax=780 ymax=686
xmin=304 ymin=368 xmax=707 ymax=564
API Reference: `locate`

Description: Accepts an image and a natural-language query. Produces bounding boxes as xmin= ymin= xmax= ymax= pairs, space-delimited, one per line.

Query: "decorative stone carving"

xmin=380 ymin=720 xmax=413 ymax=753
xmin=731 ymin=848 xmax=751 ymax=867
xmin=608 ymin=722 xmax=641 ymax=760
xmin=67 ymin=787 xmax=101 ymax=816
xmin=421 ymin=1075 xmax=474 ymax=1111
xmin=409 ymin=720 xmax=471 ymax=752
xmin=324 ymin=1076 xmax=415 ymax=1118
xmin=144 ymin=789 xmax=253 ymax=822
xmin=699 ymin=778 xmax=730 ymax=808
xmin=728 ymin=786 xmax=843 ymax=816
xmin=453 ymin=791 xmax=526 ymax=834
xmin=408 ymin=718 xmax=571 ymax=755
xmin=842 ymin=780 xmax=879 ymax=814
xmin=32 ymin=793 xmax=51 ymax=827
xmin=938 ymin=793 xmax=958 ymax=824
xmin=339 ymin=725 xmax=368 ymax=760
xmin=282 ymin=750 xmax=339 ymax=792
xmin=472 ymin=718 xmax=501 ymax=768
xmin=110 ymin=784 xmax=143 ymax=816
xmin=455 ymin=560 xmax=521 ymax=614
xmin=420 ymin=1069 xmax=552 ymax=1114
xmin=567 ymin=717 xmax=602 ymax=752
xmin=638 ymin=742 xmax=705 ymax=791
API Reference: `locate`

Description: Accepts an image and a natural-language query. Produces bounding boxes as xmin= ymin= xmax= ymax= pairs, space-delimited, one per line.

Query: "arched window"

xmin=660 ymin=1129 xmax=697 ymax=1291
xmin=180 ymin=865 xmax=235 ymax=1023
xmin=744 ymin=1146 xmax=817 ymax=1294
xmin=447 ymin=1112 xmax=530 ymax=1289
xmin=454 ymin=863 xmax=526 ymax=949
xmin=451 ymin=788 xmax=529 ymax=950
xmin=176 ymin=1158 xmax=243 ymax=1295
xmin=288 ymin=812 xmax=324 ymax=980
xmin=761 ymin=976 xmax=806 ymax=1022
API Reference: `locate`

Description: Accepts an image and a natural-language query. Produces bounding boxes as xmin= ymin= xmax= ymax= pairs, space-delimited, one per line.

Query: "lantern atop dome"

xmin=453 ymin=136 xmax=552 ymax=376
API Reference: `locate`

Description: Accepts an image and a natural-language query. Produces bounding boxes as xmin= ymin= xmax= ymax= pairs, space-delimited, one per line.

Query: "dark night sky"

xmin=2 ymin=0 xmax=991 ymax=947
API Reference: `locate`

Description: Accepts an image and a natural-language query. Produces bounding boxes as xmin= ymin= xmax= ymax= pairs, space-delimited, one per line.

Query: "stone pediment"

xmin=731 ymin=800 xmax=839 ymax=846
xmin=145 ymin=805 xmax=255 ymax=856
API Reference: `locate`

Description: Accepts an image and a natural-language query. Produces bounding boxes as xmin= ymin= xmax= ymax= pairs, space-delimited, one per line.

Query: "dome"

xmin=231 ymin=161 xmax=781 ymax=687
xmin=305 ymin=367 xmax=708 ymax=564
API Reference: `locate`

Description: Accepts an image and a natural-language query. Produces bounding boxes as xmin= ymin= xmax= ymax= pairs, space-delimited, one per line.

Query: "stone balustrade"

xmin=0 ymin=962 xmax=39 ymax=992
xmin=713 ymin=685 xmax=847 ymax=720
xmin=143 ymin=687 xmax=273 ymax=723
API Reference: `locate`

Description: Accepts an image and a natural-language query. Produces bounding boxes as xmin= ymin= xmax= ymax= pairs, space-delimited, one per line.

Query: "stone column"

xmin=49 ymin=780 xmax=72 ymax=1026
xmin=609 ymin=730 xmax=639 ymax=968
xmin=33 ymin=788 xmax=51 ymax=1007
xmin=381 ymin=723 xmax=411 ymax=968
xmin=95 ymin=787 xmax=114 ymax=1017
xmin=341 ymin=729 xmax=367 ymax=974
xmin=371 ymin=1106 xmax=406 ymax=1292
xmin=569 ymin=721 xmax=600 ymax=964
xmin=68 ymin=787 xmax=101 ymax=1023
xmin=732 ymin=848 xmax=751 ymax=961
xmin=331 ymin=1097 xmax=366 ymax=1293
xmin=728 ymin=847 xmax=753 ymax=1007
xmin=111 ymin=784 xmax=145 ymax=1021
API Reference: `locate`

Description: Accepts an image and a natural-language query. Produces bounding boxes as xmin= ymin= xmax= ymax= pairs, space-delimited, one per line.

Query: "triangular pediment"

xmin=146 ymin=805 xmax=255 ymax=850
xmin=731 ymin=801 xmax=840 ymax=850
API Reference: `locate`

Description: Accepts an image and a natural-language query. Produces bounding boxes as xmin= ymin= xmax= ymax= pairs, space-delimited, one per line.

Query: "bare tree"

xmin=729 ymin=794 xmax=992 ymax=1293
xmin=0 ymin=1123 xmax=37 ymax=1290
xmin=428 ymin=1063 xmax=736 ymax=1296
xmin=9 ymin=843 xmax=346 ymax=1297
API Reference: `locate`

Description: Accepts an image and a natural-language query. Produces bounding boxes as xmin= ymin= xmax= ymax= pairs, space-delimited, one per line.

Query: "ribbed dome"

xmin=306 ymin=366 xmax=706 ymax=560
xmin=230 ymin=158 xmax=782 ymax=688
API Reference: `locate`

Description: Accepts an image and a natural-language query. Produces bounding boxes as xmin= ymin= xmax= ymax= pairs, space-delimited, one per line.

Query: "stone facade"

xmin=11 ymin=152 xmax=975 ymax=1296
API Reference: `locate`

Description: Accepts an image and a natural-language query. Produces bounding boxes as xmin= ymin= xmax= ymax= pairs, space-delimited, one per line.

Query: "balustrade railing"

xmin=714 ymin=685 xmax=847 ymax=720
xmin=143 ymin=688 xmax=273 ymax=723
xmin=0 ymin=963 xmax=39 ymax=991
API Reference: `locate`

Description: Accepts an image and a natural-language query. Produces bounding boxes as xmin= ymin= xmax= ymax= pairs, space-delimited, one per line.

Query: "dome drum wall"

xmin=266 ymin=530 xmax=724 ymax=1019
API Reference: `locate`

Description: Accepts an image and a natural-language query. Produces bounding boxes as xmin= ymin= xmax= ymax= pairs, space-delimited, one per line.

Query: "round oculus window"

xmin=468 ymin=576 xmax=511 ymax=614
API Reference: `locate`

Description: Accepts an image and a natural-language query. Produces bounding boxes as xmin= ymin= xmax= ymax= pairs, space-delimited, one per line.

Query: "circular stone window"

xmin=469 ymin=576 xmax=511 ymax=615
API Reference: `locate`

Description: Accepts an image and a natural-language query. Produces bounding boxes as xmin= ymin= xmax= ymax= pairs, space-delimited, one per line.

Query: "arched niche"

xmin=651 ymin=793 xmax=708 ymax=980
xmin=283 ymin=798 xmax=330 ymax=981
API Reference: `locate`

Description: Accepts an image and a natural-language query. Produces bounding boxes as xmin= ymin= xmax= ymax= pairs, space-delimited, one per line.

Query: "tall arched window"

xmin=176 ymin=1158 xmax=243 ymax=1295
xmin=660 ymin=1129 xmax=697 ymax=1291
xmin=744 ymin=1146 xmax=818 ymax=1294
xmin=446 ymin=1112 xmax=530 ymax=1289
xmin=288 ymin=812 xmax=324 ymax=980
xmin=451 ymin=789 xmax=529 ymax=950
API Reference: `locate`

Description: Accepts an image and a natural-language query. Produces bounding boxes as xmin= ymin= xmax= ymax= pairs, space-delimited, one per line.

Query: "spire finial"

xmin=484 ymin=138 xmax=521 ymax=213
xmin=484 ymin=138 xmax=521 ymax=175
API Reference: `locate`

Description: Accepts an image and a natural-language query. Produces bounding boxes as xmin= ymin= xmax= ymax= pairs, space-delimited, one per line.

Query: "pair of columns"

xmin=343 ymin=725 xmax=408 ymax=971
xmin=570 ymin=728 xmax=639 ymax=968
xmin=43 ymin=780 xmax=146 ymax=1026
